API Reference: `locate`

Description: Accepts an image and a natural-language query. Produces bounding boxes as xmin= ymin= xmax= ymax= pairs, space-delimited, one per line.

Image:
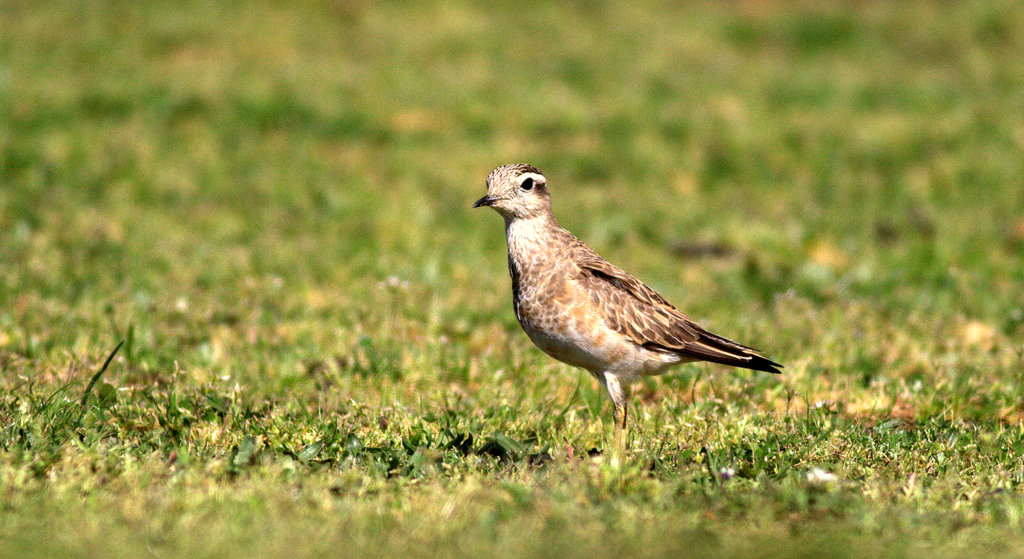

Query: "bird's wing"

xmin=573 ymin=246 xmax=782 ymax=374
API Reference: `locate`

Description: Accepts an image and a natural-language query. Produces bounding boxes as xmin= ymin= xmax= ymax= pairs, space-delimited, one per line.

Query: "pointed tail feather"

xmin=687 ymin=346 xmax=783 ymax=374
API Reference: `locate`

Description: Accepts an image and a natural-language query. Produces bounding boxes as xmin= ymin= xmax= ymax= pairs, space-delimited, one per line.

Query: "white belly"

xmin=518 ymin=311 xmax=685 ymax=383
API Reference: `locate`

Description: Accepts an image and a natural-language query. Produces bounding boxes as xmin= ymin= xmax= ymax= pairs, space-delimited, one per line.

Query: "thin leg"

xmin=613 ymin=401 xmax=627 ymax=457
xmin=603 ymin=373 xmax=628 ymax=465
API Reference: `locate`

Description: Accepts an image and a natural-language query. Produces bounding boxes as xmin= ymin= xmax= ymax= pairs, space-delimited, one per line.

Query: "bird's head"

xmin=473 ymin=163 xmax=552 ymax=221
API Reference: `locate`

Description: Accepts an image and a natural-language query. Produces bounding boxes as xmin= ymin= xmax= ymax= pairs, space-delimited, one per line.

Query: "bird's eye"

xmin=521 ymin=177 xmax=534 ymax=191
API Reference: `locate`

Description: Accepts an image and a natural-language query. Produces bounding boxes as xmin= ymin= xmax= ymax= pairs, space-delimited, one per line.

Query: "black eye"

xmin=520 ymin=177 xmax=534 ymax=191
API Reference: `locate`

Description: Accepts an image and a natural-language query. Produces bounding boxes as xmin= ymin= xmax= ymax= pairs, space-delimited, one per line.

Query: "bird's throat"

xmin=505 ymin=215 xmax=557 ymax=260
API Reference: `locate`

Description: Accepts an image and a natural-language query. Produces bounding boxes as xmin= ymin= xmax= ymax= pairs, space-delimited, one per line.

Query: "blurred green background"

xmin=2 ymin=1 xmax=1024 ymax=557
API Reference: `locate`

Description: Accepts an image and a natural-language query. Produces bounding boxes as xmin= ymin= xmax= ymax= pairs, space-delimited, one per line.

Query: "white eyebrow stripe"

xmin=517 ymin=172 xmax=546 ymax=185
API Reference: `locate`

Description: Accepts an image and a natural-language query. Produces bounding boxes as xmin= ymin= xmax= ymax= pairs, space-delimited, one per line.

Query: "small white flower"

xmin=378 ymin=276 xmax=409 ymax=290
xmin=719 ymin=466 xmax=736 ymax=480
xmin=806 ymin=467 xmax=838 ymax=485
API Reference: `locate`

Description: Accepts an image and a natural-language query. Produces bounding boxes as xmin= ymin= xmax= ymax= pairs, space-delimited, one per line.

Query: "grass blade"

xmin=79 ymin=340 xmax=124 ymax=409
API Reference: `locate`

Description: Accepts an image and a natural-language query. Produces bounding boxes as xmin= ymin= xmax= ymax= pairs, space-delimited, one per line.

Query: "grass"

xmin=2 ymin=0 xmax=1024 ymax=556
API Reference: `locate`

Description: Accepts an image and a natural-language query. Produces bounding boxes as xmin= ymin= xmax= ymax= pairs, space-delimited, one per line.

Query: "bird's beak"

xmin=472 ymin=195 xmax=496 ymax=208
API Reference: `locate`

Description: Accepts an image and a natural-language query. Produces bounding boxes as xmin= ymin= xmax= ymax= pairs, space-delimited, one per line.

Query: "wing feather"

xmin=573 ymin=244 xmax=782 ymax=374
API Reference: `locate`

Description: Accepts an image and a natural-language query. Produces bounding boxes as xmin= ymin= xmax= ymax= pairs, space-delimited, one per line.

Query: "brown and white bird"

xmin=473 ymin=163 xmax=782 ymax=458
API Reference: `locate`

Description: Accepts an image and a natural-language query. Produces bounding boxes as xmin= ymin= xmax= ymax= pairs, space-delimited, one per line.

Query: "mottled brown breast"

xmin=507 ymin=254 xmax=523 ymax=322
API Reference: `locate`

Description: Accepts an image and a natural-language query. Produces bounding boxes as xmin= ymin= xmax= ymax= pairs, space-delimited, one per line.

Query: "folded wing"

xmin=574 ymin=247 xmax=782 ymax=374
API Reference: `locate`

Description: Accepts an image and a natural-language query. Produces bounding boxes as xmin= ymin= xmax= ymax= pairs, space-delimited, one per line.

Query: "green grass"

xmin=3 ymin=0 xmax=1024 ymax=556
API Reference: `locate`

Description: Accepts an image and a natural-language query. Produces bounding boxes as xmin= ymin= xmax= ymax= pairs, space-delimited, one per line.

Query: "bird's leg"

xmin=603 ymin=373 xmax=628 ymax=466
xmin=613 ymin=400 xmax=627 ymax=457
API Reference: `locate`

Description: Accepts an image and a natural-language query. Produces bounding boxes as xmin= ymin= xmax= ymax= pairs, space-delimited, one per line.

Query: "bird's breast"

xmin=503 ymin=217 xmax=676 ymax=376
xmin=508 ymin=257 xmax=634 ymax=374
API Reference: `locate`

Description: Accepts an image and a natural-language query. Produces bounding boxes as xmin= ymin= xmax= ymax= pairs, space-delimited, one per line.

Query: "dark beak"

xmin=472 ymin=195 xmax=496 ymax=208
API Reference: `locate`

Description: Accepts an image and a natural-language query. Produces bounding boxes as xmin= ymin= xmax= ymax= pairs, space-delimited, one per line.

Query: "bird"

xmin=473 ymin=163 xmax=782 ymax=460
